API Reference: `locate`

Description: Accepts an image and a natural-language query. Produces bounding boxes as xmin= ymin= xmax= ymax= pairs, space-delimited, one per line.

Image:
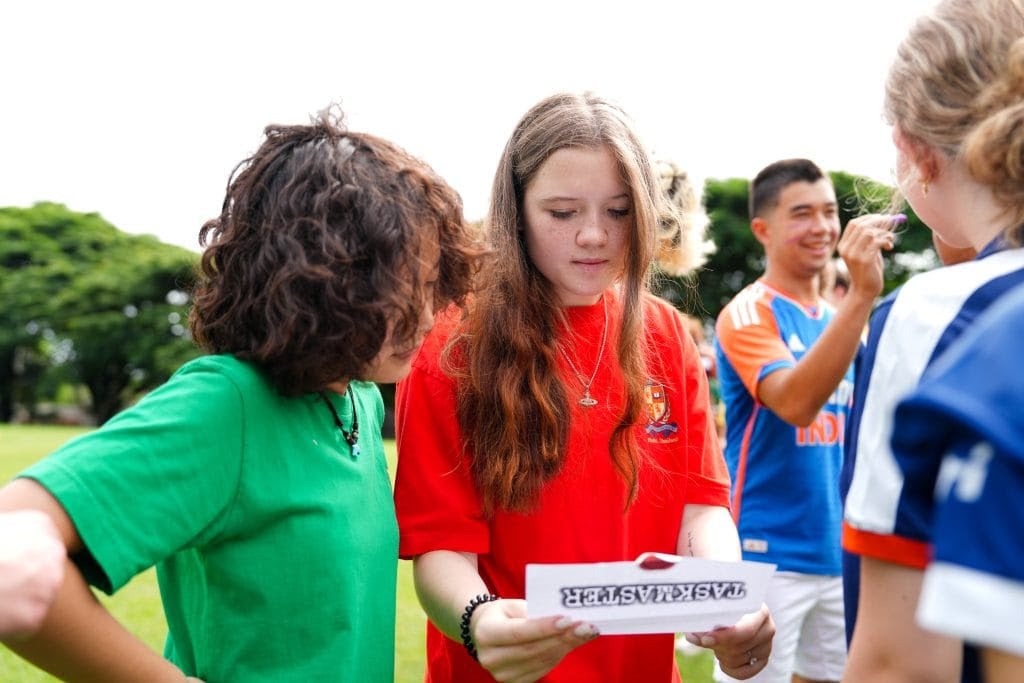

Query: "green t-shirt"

xmin=21 ymin=355 xmax=397 ymax=682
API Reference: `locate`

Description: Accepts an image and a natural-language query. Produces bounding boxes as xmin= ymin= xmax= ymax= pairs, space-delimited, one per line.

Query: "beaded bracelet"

xmin=459 ymin=593 xmax=499 ymax=661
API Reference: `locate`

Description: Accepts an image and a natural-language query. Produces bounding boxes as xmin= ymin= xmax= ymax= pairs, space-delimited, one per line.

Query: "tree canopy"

xmin=657 ymin=172 xmax=938 ymax=322
xmin=2 ymin=172 xmax=946 ymax=425
xmin=0 ymin=203 xmax=200 ymax=423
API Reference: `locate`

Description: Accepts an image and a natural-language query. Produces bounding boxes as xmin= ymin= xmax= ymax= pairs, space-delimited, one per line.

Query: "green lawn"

xmin=0 ymin=424 xmax=713 ymax=681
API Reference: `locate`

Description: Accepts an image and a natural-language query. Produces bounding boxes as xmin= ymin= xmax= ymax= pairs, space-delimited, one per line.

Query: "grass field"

xmin=0 ymin=424 xmax=713 ymax=681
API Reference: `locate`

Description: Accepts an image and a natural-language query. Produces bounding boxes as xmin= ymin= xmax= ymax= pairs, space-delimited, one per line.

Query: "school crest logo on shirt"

xmin=644 ymin=378 xmax=679 ymax=441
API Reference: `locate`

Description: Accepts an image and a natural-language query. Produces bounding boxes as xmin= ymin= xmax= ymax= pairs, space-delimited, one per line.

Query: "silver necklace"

xmin=557 ymin=297 xmax=608 ymax=408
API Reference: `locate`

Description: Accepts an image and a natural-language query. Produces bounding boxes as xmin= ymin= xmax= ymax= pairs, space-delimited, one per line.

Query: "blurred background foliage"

xmin=2 ymin=172 xmax=940 ymax=425
xmin=655 ymin=171 xmax=935 ymax=320
xmin=1 ymin=203 xmax=198 ymax=424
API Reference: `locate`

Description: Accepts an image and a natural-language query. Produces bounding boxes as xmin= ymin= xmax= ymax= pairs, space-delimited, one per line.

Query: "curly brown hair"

xmin=190 ymin=106 xmax=480 ymax=395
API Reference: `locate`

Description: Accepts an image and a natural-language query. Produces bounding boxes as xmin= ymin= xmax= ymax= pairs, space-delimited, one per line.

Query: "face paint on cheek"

xmin=783 ymin=221 xmax=812 ymax=245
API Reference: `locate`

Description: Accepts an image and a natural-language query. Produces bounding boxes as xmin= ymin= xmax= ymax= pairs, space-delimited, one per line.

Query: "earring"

xmin=921 ymin=180 xmax=929 ymax=196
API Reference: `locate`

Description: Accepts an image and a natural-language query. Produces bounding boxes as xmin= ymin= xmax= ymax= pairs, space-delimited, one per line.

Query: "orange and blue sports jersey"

xmin=894 ymin=283 xmax=1024 ymax=674
xmin=715 ymin=280 xmax=851 ymax=575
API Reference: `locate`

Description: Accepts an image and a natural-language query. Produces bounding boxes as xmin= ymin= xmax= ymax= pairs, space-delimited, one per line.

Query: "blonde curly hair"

xmin=654 ymin=160 xmax=716 ymax=277
xmin=886 ymin=0 xmax=1024 ymax=239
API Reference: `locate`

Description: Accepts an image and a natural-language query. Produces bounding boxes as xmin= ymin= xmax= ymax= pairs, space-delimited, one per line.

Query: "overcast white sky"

xmin=3 ymin=0 xmax=938 ymax=252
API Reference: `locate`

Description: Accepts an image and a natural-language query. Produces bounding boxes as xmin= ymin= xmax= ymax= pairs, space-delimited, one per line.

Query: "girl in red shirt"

xmin=394 ymin=91 xmax=775 ymax=682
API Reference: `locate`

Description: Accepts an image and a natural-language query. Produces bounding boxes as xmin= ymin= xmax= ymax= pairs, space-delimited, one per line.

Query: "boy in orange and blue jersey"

xmin=714 ymin=158 xmax=894 ymax=683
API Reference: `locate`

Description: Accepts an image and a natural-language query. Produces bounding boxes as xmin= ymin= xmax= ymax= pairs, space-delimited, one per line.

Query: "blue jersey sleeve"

xmin=893 ymin=285 xmax=1024 ymax=657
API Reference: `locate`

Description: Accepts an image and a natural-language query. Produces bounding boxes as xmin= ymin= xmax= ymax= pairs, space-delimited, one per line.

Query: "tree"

xmin=654 ymin=173 xmax=939 ymax=325
xmin=0 ymin=203 xmax=200 ymax=423
xmin=1 ymin=204 xmax=77 ymax=421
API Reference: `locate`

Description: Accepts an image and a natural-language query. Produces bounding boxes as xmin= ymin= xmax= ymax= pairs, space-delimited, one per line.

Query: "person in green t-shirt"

xmin=0 ymin=105 xmax=481 ymax=682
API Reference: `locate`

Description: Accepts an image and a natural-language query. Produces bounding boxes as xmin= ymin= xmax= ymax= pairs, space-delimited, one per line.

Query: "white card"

xmin=526 ymin=552 xmax=776 ymax=635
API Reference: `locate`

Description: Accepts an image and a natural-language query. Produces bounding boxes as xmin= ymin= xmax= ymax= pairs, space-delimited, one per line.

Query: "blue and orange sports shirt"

xmin=716 ymin=280 xmax=850 ymax=575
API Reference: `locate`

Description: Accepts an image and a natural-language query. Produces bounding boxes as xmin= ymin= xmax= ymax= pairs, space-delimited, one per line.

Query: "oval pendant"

xmin=580 ymin=396 xmax=598 ymax=407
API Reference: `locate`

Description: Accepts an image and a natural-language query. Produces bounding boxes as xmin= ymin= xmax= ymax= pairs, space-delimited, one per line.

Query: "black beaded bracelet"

xmin=459 ymin=593 xmax=499 ymax=661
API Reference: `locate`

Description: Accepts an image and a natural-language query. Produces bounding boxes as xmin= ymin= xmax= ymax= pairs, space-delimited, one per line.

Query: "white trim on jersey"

xmin=728 ymin=285 xmax=762 ymax=329
xmin=845 ymin=249 xmax=1024 ymax=535
xmin=918 ymin=561 xmax=1024 ymax=657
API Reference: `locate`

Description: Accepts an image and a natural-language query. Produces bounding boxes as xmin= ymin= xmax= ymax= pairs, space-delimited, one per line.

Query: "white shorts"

xmin=714 ymin=571 xmax=846 ymax=683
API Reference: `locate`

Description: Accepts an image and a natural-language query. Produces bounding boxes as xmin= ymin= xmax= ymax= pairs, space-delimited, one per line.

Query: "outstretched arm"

xmin=0 ymin=479 xmax=197 ymax=683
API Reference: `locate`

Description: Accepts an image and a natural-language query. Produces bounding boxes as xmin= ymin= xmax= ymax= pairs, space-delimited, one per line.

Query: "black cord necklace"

xmin=319 ymin=386 xmax=360 ymax=457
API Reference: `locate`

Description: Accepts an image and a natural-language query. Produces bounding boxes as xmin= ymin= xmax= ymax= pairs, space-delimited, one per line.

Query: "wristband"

xmin=459 ymin=593 xmax=499 ymax=661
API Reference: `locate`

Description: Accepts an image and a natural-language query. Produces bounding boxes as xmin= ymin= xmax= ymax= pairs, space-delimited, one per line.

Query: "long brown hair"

xmin=449 ymin=92 xmax=671 ymax=514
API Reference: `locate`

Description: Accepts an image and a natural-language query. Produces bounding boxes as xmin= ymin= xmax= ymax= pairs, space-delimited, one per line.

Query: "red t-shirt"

xmin=394 ymin=290 xmax=731 ymax=682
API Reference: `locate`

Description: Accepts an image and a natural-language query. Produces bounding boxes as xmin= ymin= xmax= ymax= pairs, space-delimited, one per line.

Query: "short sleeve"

xmin=715 ymin=287 xmax=793 ymax=398
xmin=890 ymin=285 xmax=1024 ymax=554
xmin=19 ymin=360 xmax=245 ymax=592
xmin=393 ymin=316 xmax=489 ymax=559
xmin=916 ymin=434 xmax=1024 ymax=656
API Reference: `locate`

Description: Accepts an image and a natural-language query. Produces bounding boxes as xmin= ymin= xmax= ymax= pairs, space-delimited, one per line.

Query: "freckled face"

xmin=521 ymin=146 xmax=632 ymax=307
